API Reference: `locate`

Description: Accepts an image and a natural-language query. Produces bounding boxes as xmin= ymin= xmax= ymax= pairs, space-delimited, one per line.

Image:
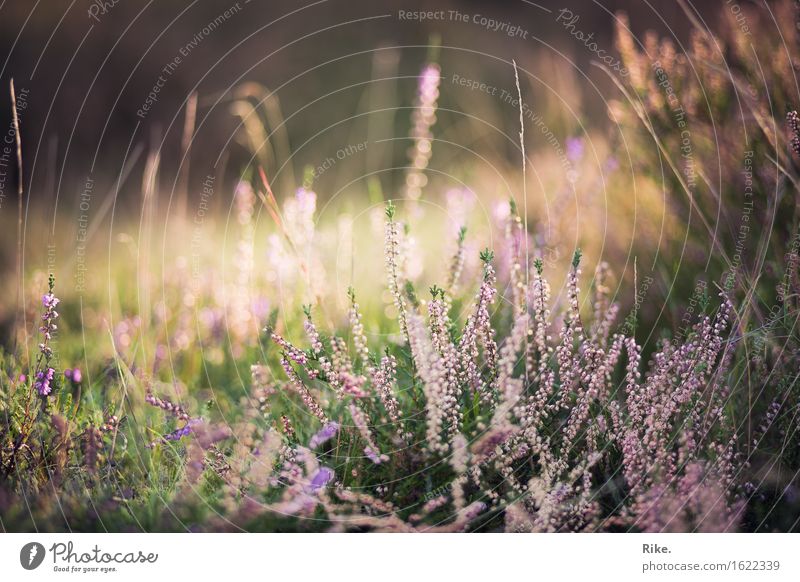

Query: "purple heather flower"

xmin=18 ymin=374 xmax=26 ymax=383
xmin=42 ymin=292 xmax=60 ymax=311
xmin=566 ymin=136 xmax=584 ymax=162
xmin=308 ymin=421 xmax=339 ymax=449
xmin=364 ymin=446 xmax=387 ymax=464
xmin=64 ymin=368 xmax=82 ymax=383
xmin=34 ymin=367 xmax=55 ymax=396
xmin=309 ymin=466 xmax=334 ymax=492
xmin=35 ymin=278 xmax=60 ymax=398
xmin=163 ymin=425 xmax=192 ymax=441
xmin=163 ymin=418 xmax=202 ymax=442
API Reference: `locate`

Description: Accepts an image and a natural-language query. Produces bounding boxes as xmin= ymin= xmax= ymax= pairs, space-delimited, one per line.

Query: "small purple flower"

xmin=163 ymin=418 xmax=202 ymax=442
xmin=566 ymin=136 xmax=584 ymax=162
xmin=35 ymin=277 xmax=60 ymax=398
xmin=163 ymin=425 xmax=192 ymax=441
xmin=42 ymin=293 xmax=60 ymax=311
xmin=34 ymin=367 xmax=55 ymax=396
xmin=309 ymin=466 xmax=334 ymax=492
xmin=65 ymin=368 xmax=82 ymax=383
xmin=308 ymin=421 xmax=339 ymax=449
xmin=364 ymin=446 xmax=387 ymax=464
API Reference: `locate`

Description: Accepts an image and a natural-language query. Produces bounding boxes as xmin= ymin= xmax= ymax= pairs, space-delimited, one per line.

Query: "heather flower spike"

xmin=788 ymin=110 xmax=800 ymax=157
xmin=34 ymin=274 xmax=60 ymax=397
xmin=385 ymin=199 xmax=409 ymax=340
xmin=404 ymin=63 xmax=440 ymax=202
xmin=34 ymin=367 xmax=55 ymax=397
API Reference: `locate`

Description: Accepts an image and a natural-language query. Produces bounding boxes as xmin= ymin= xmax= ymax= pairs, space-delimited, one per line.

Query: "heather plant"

xmin=1 ymin=196 xmax=797 ymax=531
xmin=2 ymin=197 xmax=778 ymax=533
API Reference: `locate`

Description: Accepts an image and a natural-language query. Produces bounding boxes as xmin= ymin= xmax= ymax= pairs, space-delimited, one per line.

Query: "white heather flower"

xmin=408 ymin=313 xmax=449 ymax=454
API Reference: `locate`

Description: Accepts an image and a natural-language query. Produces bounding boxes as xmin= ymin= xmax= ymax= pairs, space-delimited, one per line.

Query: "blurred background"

xmin=0 ymin=0 xmax=787 ymax=349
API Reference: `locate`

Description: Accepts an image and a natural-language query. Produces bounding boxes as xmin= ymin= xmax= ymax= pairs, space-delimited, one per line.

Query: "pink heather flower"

xmin=38 ymin=289 xmax=59 ymax=357
xmin=458 ymin=254 xmax=498 ymax=403
xmin=371 ymin=354 xmax=402 ymax=428
xmin=385 ymin=202 xmax=409 ymax=340
xmin=303 ymin=315 xmax=324 ymax=355
xmin=339 ymin=371 xmax=368 ymax=398
xmin=35 ymin=275 xmax=60 ymax=398
xmin=235 ymin=181 xmax=255 ymax=225
xmin=788 ymin=110 xmax=800 ymax=157
xmin=280 ymin=357 xmax=328 ymax=423
xmin=145 ymin=391 xmax=191 ymax=421
xmin=64 ymin=368 xmax=82 ymax=383
xmin=284 ymin=187 xmax=317 ymax=250
xmin=464 ymin=501 xmax=486 ymax=520
xmin=348 ymin=290 xmax=371 ymax=369
xmin=294 ymin=186 xmax=316 ymax=212
xmin=349 ymin=403 xmax=388 ymax=462
xmin=505 ymin=202 xmax=527 ymax=319
xmin=404 ymin=63 xmax=441 ymax=201
xmin=470 ymin=424 xmax=515 ymax=460
xmin=493 ymin=200 xmax=511 ymax=222
xmin=271 ymin=332 xmax=308 ymax=366
xmin=408 ymin=313 xmax=450 ymax=454
xmin=364 ymin=446 xmax=388 ymax=464
xmin=281 ymin=415 xmax=296 ymax=439
xmin=428 ymin=295 xmax=462 ymax=438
